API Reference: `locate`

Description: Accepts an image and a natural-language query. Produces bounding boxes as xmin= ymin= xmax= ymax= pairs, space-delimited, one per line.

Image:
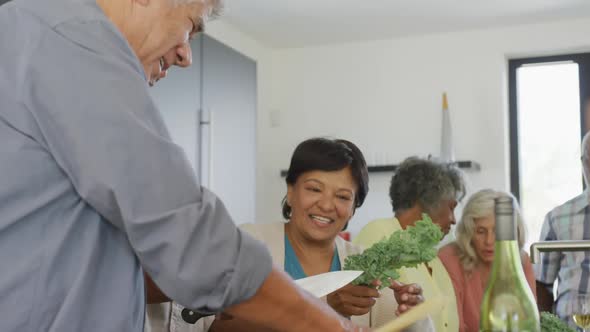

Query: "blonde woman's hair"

xmin=454 ymin=189 xmax=527 ymax=272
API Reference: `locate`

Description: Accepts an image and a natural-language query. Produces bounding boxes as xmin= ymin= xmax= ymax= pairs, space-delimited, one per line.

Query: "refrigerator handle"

xmin=197 ymin=108 xmax=212 ymax=187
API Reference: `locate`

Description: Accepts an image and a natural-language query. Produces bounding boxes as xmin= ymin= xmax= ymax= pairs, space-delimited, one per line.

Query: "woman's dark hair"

xmin=281 ymin=137 xmax=369 ymax=221
xmin=389 ymin=157 xmax=466 ymax=213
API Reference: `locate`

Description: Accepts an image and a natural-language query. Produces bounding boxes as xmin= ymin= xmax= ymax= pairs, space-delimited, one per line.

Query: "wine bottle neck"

xmin=491 ymin=240 xmax=522 ymax=272
xmin=495 ymin=212 xmax=517 ymax=241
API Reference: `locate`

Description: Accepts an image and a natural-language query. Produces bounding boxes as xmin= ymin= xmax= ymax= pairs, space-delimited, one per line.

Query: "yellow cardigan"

xmin=354 ymin=217 xmax=459 ymax=332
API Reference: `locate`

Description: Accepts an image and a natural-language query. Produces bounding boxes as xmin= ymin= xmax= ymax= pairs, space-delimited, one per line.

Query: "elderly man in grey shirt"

xmin=0 ymin=0 xmax=367 ymax=331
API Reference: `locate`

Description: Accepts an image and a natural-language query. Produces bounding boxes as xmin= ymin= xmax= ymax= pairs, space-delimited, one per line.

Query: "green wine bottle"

xmin=479 ymin=196 xmax=540 ymax=332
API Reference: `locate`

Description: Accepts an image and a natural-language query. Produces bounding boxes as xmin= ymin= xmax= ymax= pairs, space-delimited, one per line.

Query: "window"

xmin=509 ymin=53 xmax=590 ymax=252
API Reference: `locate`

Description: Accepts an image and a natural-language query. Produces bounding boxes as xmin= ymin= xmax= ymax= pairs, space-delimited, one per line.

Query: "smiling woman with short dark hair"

xmin=200 ymin=137 xmax=433 ymax=331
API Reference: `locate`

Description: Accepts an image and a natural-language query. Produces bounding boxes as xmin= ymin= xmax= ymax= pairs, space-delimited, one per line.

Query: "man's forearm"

xmin=209 ymin=317 xmax=277 ymax=332
xmin=224 ymin=266 xmax=357 ymax=332
xmin=536 ymin=281 xmax=554 ymax=312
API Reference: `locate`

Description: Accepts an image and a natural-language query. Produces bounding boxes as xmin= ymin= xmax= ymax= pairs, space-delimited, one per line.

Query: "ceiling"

xmin=221 ymin=0 xmax=590 ymax=48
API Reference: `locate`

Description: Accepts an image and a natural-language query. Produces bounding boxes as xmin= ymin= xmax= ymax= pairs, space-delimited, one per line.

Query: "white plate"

xmin=294 ymin=270 xmax=364 ymax=298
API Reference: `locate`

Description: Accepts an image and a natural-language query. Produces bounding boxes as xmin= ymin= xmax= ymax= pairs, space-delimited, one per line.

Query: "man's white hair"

xmin=171 ymin=0 xmax=223 ymax=19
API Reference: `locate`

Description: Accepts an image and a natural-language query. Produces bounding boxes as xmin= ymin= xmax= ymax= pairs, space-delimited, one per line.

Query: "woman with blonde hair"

xmin=438 ymin=189 xmax=536 ymax=332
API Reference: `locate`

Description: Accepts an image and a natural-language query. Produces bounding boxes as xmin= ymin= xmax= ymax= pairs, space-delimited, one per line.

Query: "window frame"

xmin=508 ymin=52 xmax=590 ymax=200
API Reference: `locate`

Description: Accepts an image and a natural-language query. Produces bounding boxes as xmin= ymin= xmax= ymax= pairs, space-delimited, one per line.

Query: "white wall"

xmin=254 ymin=18 xmax=590 ymax=238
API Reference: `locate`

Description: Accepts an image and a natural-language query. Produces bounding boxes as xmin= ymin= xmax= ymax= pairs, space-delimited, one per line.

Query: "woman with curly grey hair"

xmin=387 ymin=157 xmax=466 ymax=235
xmin=354 ymin=156 xmax=466 ymax=332
xmin=438 ymin=189 xmax=536 ymax=332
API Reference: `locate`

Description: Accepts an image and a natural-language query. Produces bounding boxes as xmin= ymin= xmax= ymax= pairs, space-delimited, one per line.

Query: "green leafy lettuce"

xmin=343 ymin=214 xmax=443 ymax=288
xmin=540 ymin=312 xmax=575 ymax=332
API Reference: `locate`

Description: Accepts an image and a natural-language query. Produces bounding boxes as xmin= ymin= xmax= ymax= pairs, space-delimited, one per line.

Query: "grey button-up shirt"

xmin=0 ymin=0 xmax=272 ymax=331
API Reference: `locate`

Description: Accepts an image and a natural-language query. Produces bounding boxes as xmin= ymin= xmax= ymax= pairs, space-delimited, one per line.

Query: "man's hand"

xmin=327 ymin=283 xmax=380 ymax=317
xmin=222 ymin=267 xmax=371 ymax=332
xmin=389 ymin=280 xmax=423 ymax=315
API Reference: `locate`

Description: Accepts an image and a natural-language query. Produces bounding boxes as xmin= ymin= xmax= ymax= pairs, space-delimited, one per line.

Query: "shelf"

xmin=280 ymin=160 xmax=480 ymax=177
